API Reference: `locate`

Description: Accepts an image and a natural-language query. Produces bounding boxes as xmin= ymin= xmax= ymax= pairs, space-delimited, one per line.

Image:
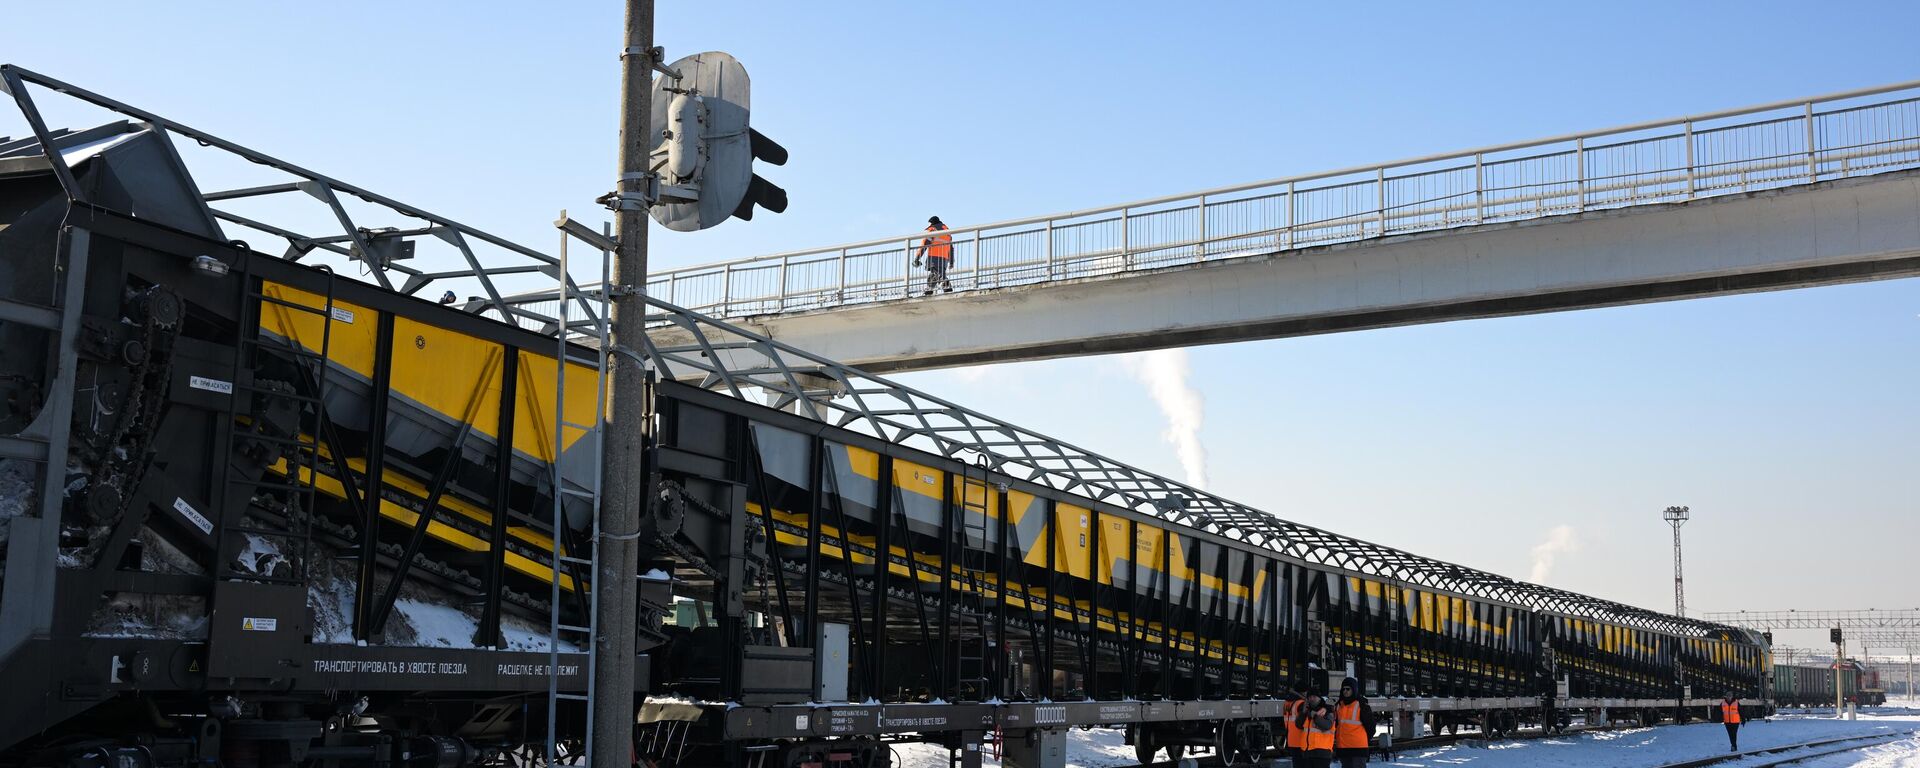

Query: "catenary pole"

xmin=593 ymin=0 xmax=652 ymax=765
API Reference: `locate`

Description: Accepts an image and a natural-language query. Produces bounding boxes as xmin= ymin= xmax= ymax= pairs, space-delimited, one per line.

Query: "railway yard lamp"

xmin=1662 ymin=506 xmax=1690 ymax=617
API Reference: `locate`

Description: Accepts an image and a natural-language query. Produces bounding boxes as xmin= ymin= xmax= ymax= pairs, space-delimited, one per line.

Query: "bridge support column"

xmin=1000 ymin=729 xmax=1067 ymax=768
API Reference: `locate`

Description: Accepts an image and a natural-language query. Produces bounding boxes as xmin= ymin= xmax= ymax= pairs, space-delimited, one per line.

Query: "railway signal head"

xmin=647 ymin=51 xmax=788 ymax=232
xmin=1832 ymin=627 xmax=1845 ymax=644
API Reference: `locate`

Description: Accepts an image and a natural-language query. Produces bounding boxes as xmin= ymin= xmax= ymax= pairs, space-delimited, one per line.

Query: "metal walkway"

xmin=628 ymin=79 xmax=1920 ymax=320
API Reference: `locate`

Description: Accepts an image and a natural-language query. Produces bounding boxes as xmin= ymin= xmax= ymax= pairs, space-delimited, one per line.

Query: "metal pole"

xmin=1375 ymin=167 xmax=1387 ymax=236
xmin=1044 ymin=219 xmax=1054 ymax=279
xmin=1575 ymin=137 xmax=1585 ymax=211
xmin=1683 ymin=121 xmax=1696 ymax=198
xmin=1663 ymin=506 xmax=1689 ymax=617
xmin=1284 ymin=180 xmax=1296 ymax=249
xmin=1196 ymin=195 xmax=1207 ymax=260
xmin=777 ymin=254 xmax=789 ymax=312
xmin=1835 ymin=636 xmax=1845 ymax=717
xmin=594 ymin=1 xmax=652 ymax=764
xmin=1672 ymin=524 xmax=1684 ymax=617
xmin=1805 ymin=102 xmax=1818 ymax=181
xmin=1473 ymin=154 xmax=1485 ymax=223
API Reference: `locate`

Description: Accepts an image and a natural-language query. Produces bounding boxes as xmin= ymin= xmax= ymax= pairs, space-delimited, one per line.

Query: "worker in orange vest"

xmin=913 ymin=215 xmax=954 ymax=296
xmin=1280 ymin=681 xmax=1307 ymax=759
xmin=1296 ymin=694 xmax=1336 ymax=768
xmin=1333 ymin=677 xmax=1377 ymax=768
xmin=1720 ymin=691 xmax=1743 ymax=752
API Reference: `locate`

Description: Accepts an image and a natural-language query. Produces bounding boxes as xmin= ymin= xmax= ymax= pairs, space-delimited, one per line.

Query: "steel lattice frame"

xmin=1702 ymin=610 xmax=1920 ymax=630
xmin=3 ymin=64 xmax=1740 ymax=641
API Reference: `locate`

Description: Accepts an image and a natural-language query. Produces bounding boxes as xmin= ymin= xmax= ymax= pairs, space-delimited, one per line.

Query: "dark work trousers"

xmin=924 ymin=257 xmax=951 ymax=294
xmin=1336 ymin=750 xmax=1369 ymax=767
xmin=1726 ymin=721 xmax=1740 ymax=750
xmin=1296 ymin=751 xmax=1333 ymax=768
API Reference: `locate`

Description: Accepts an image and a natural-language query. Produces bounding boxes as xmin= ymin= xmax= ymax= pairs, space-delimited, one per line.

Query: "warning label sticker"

xmin=242 ymin=617 xmax=278 ymax=632
xmin=172 ymin=497 xmax=213 ymax=534
xmin=188 ymin=375 xmax=234 ymax=395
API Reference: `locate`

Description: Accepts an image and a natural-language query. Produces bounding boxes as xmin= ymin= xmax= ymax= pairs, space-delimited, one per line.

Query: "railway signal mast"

xmin=1663 ymin=505 xmax=1690 ymax=617
xmin=1832 ymin=627 xmax=1848 ymax=716
xmin=595 ymin=2 xmax=787 ymax=766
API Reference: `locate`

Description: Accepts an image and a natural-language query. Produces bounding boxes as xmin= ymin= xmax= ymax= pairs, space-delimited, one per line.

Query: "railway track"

xmin=1102 ymin=723 xmax=1630 ymax=768
xmin=1653 ymin=730 xmax=1920 ymax=767
xmin=1101 ymin=725 xmax=1920 ymax=768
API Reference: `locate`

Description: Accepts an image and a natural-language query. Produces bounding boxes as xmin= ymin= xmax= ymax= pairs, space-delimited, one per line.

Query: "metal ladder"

xmin=544 ymin=216 xmax=612 ymax=765
xmin=212 ymin=262 xmax=338 ymax=585
xmin=956 ymin=456 xmax=994 ymax=700
xmin=957 ymin=456 xmax=992 ymax=571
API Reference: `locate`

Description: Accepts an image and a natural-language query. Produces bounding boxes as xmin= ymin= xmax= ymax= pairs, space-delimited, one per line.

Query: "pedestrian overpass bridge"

xmin=520 ymin=80 xmax=1920 ymax=374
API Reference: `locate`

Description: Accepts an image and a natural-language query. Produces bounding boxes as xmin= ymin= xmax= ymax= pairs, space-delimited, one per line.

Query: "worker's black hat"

xmin=928 ymin=215 xmax=944 ymax=226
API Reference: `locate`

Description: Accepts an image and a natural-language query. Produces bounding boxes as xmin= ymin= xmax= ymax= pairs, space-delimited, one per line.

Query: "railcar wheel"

xmin=1213 ymin=725 xmax=1238 ymax=765
xmin=1134 ymin=732 xmax=1155 ymax=764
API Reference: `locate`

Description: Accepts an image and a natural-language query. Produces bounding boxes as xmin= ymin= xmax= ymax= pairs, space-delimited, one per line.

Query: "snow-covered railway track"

xmin=1654 ymin=730 xmax=1920 ymax=768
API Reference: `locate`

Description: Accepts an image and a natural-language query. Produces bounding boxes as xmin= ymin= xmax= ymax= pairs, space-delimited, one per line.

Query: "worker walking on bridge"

xmin=913 ymin=215 xmax=953 ymax=296
xmin=1333 ymin=677 xmax=1377 ymax=768
xmin=1720 ymin=691 xmax=1743 ymax=752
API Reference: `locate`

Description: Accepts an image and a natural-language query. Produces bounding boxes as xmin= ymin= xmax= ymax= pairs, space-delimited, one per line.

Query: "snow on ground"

xmin=888 ymin=709 xmax=1920 ymax=768
xmin=890 ymin=726 xmax=1136 ymax=768
xmin=1380 ymin=710 xmax=1920 ymax=768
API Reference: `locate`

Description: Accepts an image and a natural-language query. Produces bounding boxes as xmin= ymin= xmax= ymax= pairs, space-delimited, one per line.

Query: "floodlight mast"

xmin=1663 ymin=506 xmax=1690 ymax=617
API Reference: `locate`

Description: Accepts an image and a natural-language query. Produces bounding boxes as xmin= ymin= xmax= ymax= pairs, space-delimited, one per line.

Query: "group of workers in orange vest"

xmin=1281 ymin=677 xmax=1377 ymax=768
xmin=1271 ymin=678 xmax=1746 ymax=763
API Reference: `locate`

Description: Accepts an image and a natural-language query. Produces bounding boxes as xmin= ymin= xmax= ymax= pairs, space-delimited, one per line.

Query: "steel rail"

xmin=1654 ymin=730 xmax=1920 ymax=768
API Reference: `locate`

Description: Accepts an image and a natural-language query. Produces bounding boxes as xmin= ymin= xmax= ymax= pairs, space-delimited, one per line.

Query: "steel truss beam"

xmin=1703 ymin=610 xmax=1920 ymax=630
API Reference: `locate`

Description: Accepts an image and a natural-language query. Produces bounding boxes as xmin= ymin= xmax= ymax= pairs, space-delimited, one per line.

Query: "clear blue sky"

xmin=5 ymin=2 xmax=1915 ymax=652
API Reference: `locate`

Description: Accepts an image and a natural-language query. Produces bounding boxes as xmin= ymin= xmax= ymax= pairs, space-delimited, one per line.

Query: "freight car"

xmin=1773 ymin=660 xmax=1881 ymax=707
xmin=0 ymin=66 xmax=1772 ymax=768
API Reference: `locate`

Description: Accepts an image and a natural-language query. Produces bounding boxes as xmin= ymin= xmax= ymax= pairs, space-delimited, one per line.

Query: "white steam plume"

xmin=1120 ymin=349 xmax=1209 ymax=488
xmin=1528 ymin=525 xmax=1581 ymax=584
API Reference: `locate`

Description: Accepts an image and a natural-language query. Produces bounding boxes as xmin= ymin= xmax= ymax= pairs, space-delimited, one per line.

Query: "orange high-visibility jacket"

xmin=1722 ymin=701 xmax=1742 ymax=724
xmin=1303 ymin=711 xmax=1335 ymax=752
xmin=923 ymin=225 xmax=953 ymax=261
xmin=1283 ymin=699 xmax=1305 ymax=748
xmin=1335 ymin=700 xmax=1370 ymax=748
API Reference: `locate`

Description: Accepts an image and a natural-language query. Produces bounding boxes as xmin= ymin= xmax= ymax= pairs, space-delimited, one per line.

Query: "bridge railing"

xmin=642 ymin=80 xmax=1920 ymax=319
